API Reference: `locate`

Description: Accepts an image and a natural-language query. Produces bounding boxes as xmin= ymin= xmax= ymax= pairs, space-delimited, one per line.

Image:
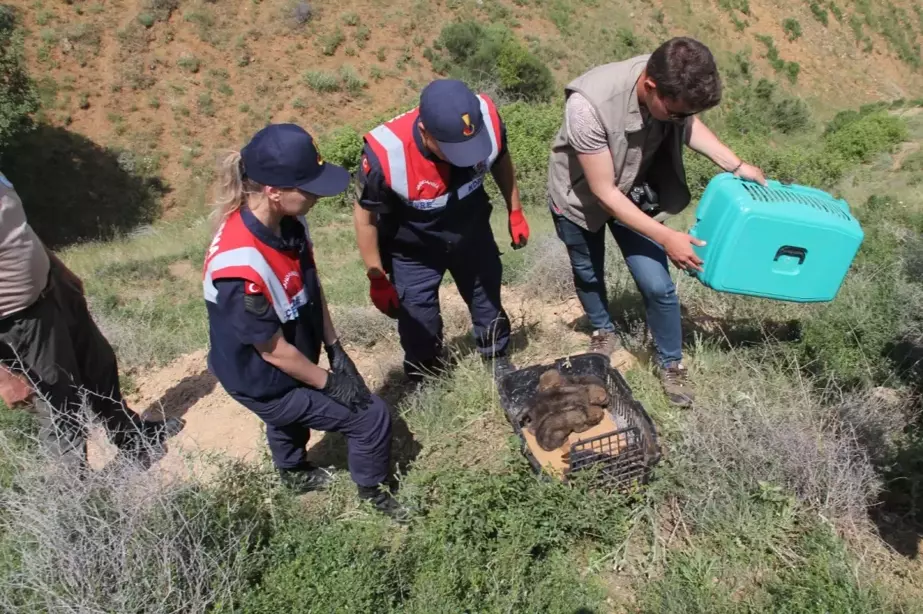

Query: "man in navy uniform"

xmin=352 ymin=79 xmax=530 ymax=382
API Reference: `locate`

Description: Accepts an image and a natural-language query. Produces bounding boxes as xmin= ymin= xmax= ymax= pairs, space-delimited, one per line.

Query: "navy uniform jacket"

xmin=355 ymin=120 xmax=509 ymax=259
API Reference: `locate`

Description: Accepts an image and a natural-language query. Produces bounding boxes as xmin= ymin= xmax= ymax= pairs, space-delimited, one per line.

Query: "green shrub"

xmin=320 ymin=27 xmax=345 ymax=56
xmin=808 ymin=0 xmax=829 ymax=25
xmin=495 ymin=38 xmax=555 ymax=101
xmin=765 ymin=525 xmax=890 ymax=610
xmin=431 ymin=21 xmax=554 ymax=102
xmin=499 ymin=101 xmax=560 ymax=175
xmin=177 ymin=53 xmax=201 ymax=73
xmin=878 ymin=3 xmax=921 ymax=68
xmin=339 ymin=65 xmax=366 ymax=96
xmin=723 ymin=78 xmax=812 ymax=136
xmin=0 ymin=6 xmax=39 ymax=153
xmin=823 ymin=111 xmax=906 ymax=163
xmin=688 ymin=97 xmax=906 ymax=199
xmin=354 ymin=23 xmax=371 ymax=47
xmin=197 ymin=91 xmax=215 ymax=117
xmin=317 ymin=125 xmax=363 ymax=172
xmin=303 ymin=70 xmax=339 ymax=93
xmin=237 ymin=465 xmax=629 ymax=612
xmin=143 ymin=0 xmax=178 ymax=21
xmin=782 ymin=17 xmax=802 ymax=40
xmin=718 ymin=0 xmax=750 ymax=15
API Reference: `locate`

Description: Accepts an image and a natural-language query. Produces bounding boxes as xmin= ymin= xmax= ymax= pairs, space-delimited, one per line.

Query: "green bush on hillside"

xmin=431 ymin=21 xmax=555 ymax=102
xmin=496 ymin=101 xmax=561 ymax=175
xmin=723 ymin=78 xmax=811 ymax=136
xmin=0 ymin=5 xmax=38 ymax=154
xmin=685 ymin=96 xmax=906 ymax=200
xmin=318 ymin=125 xmax=364 ymax=173
xmin=823 ymin=110 xmax=907 ymax=163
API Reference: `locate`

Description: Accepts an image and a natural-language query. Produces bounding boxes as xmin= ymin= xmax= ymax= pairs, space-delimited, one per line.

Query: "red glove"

xmin=509 ymin=209 xmax=530 ymax=250
xmin=368 ymin=273 xmax=399 ymax=318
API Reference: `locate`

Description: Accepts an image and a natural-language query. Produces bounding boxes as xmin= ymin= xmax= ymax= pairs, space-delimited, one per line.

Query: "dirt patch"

xmin=87 ymin=350 xmax=266 ymax=479
xmin=167 ymin=259 xmax=198 ymax=282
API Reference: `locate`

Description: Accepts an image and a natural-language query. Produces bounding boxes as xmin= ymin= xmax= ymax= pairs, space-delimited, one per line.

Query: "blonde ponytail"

xmin=209 ymin=150 xmax=264 ymax=227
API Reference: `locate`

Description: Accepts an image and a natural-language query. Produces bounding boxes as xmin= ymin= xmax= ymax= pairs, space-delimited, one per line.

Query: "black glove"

xmin=321 ymin=369 xmax=371 ymax=413
xmin=326 ymin=340 xmax=371 ymax=398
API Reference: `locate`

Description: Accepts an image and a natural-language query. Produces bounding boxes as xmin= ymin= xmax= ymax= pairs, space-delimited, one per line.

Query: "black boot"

xmin=357 ymin=483 xmax=412 ymax=523
xmin=115 ymin=417 xmax=185 ymax=467
xmin=278 ymin=463 xmax=335 ymax=494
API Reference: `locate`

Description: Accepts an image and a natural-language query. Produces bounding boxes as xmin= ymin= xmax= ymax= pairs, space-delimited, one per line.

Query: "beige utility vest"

xmin=0 ymin=173 xmax=50 ymax=318
xmin=546 ymin=54 xmax=692 ymax=232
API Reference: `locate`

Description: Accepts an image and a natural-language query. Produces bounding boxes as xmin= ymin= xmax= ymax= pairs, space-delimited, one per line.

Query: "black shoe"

xmin=116 ymin=417 xmax=185 ymax=466
xmin=358 ymin=484 xmax=412 ymax=523
xmin=278 ymin=463 xmax=335 ymax=494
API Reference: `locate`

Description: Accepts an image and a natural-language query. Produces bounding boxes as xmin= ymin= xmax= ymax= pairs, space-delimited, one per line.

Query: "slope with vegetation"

xmin=2 ymin=0 xmax=923 ymax=611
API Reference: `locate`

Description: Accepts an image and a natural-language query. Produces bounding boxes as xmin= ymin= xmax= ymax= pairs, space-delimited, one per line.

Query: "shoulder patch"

xmin=244 ymin=281 xmax=262 ymax=295
xmin=0 ymin=173 xmax=12 ymax=189
xmin=243 ymin=292 xmax=271 ymax=315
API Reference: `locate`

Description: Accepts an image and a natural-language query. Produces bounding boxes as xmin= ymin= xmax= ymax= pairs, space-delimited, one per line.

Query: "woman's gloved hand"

xmin=326 ymin=340 xmax=371 ymax=400
xmin=321 ymin=369 xmax=371 ymax=413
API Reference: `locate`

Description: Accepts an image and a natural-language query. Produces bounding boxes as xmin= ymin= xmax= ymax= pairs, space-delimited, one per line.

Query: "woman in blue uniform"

xmin=202 ymin=123 xmax=407 ymax=521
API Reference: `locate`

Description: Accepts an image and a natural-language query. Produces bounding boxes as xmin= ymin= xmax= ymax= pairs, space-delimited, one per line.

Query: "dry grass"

xmin=667 ymin=346 xmax=908 ymax=530
xmin=331 ymin=305 xmax=398 ymax=349
xmin=0 ymin=384 xmax=276 ymax=614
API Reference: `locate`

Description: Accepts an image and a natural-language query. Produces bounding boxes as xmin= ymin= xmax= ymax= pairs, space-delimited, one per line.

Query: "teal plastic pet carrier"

xmin=688 ymin=174 xmax=864 ymax=303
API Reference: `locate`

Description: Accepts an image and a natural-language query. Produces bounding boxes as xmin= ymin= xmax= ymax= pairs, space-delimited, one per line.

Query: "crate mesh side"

xmin=742 ymin=183 xmax=850 ymax=220
xmin=565 ymin=394 xmax=651 ymax=490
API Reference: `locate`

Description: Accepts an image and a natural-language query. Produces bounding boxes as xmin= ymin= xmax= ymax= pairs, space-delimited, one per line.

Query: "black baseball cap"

xmin=240 ymin=123 xmax=349 ymax=197
xmin=418 ymin=79 xmax=492 ymax=168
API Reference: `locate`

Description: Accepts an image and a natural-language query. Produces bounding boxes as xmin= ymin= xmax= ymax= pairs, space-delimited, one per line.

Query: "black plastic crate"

xmin=497 ymin=352 xmax=662 ymax=492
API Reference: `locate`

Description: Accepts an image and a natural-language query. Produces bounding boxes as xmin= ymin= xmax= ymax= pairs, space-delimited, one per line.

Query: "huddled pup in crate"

xmin=524 ymin=370 xmax=609 ymax=451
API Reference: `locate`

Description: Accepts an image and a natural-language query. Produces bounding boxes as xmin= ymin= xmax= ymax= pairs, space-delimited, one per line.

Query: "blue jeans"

xmin=551 ymin=210 xmax=682 ymax=367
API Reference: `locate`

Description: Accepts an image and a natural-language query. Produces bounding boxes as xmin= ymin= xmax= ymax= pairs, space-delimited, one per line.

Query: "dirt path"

xmin=87 ymin=285 xmax=640 ymax=478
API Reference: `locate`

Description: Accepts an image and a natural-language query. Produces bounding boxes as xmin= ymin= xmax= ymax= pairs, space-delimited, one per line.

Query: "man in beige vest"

xmin=546 ymin=37 xmax=766 ymax=407
xmin=0 ymin=171 xmax=181 ymax=468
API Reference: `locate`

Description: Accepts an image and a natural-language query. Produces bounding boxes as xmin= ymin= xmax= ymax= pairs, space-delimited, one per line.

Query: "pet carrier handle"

xmin=774 ymin=245 xmax=807 ymax=265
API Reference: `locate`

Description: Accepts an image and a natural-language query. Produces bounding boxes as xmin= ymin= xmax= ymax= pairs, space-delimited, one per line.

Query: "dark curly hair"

xmin=646 ymin=37 xmax=722 ymax=112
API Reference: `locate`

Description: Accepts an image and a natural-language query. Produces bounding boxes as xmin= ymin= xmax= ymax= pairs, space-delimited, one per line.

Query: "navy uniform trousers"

xmin=231 ymin=387 xmax=392 ymax=488
xmin=388 ymin=227 xmax=511 ymax=377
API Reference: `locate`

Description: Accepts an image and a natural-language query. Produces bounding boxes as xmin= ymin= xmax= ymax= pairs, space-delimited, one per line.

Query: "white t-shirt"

xmin=0 ymin=172 xmax=50 ymax=318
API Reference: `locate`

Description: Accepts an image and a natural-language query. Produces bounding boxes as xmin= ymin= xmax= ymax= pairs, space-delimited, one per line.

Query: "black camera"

xmin=629 ymin=182 xmax=660 ymax=216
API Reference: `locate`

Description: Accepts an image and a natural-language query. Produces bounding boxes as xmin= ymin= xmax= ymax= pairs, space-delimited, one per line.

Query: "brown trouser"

xmin=0 ymin=261 xmax=143 ymax=466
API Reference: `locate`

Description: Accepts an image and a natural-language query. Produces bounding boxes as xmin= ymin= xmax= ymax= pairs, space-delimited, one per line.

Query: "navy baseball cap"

xmin=419 ymin=79 xmax=492 ymax=168
xmin=240 ymin=123 xmax=349 ymax=197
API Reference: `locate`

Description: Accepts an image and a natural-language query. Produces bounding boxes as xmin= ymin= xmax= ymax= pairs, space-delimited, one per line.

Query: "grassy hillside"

xmin=1 ymin=0 xmax=923 ymax=222
xmin=2 ymin=0 xmax=923 ymax=611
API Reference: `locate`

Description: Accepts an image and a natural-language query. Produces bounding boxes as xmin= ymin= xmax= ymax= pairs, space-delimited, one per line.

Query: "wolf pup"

xmin=525 ymin=370 xmax=610 ymax=451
